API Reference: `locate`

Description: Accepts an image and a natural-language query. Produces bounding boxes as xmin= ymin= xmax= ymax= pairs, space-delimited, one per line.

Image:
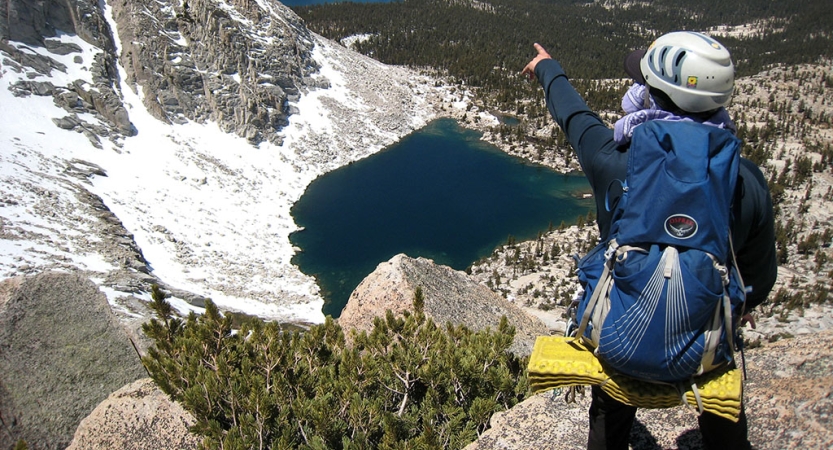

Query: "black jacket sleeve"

xmin=534 ymin=58 xmax=627 ymax=240
xmin=733 ymin=159 xmax=778 ymax=310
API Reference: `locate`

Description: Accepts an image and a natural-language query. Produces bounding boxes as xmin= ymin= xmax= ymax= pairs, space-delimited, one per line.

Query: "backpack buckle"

xmin=604 ymin=239 xmax=619 ymax=261
xmin=714 ymin=260 xmax=730 ymax=285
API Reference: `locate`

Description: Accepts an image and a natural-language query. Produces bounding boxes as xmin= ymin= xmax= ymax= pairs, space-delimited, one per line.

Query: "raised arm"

xmin=522 ymin=44 xmax=617 ymax=173
xmin=522 ymin=45 xmax=626 ymax=238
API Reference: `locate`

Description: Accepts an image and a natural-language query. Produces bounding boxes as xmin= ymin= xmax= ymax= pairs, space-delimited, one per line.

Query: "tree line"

xmin=293 ymin=0 xmax=833 ymax=112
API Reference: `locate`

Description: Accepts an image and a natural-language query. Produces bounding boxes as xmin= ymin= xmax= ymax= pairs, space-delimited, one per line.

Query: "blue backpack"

xmin=574 ymin=120 xmax=746 ymax=383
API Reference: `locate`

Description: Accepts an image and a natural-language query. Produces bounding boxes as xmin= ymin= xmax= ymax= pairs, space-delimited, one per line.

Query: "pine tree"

xmin=142 ymin=290 xmax=529 ymax=449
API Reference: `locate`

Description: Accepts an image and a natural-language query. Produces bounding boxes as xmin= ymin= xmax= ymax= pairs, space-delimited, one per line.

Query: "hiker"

xmin=522 ymin=32 xmax=777 ymax=450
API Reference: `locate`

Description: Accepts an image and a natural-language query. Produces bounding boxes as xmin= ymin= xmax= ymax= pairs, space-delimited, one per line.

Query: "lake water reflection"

xmin=290 ymin=118 xmax=592 ymax=318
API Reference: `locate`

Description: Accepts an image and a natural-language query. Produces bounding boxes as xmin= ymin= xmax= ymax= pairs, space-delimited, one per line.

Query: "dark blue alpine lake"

xmin=290 ymin=118 xmax=592 ymax=318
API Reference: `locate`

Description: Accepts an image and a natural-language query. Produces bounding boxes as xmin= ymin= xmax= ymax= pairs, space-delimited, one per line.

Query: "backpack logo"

xmin=665 ymin=214 xmax=698 ymax=239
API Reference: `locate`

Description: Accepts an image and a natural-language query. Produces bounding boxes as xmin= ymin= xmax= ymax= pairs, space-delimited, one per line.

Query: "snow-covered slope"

xmin=0 ymin=0 xmax=440 ymax=323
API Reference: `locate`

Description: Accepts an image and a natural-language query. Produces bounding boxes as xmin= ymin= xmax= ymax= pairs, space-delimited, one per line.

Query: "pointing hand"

xmin=522 ymin=43 xmax=552 ymax=80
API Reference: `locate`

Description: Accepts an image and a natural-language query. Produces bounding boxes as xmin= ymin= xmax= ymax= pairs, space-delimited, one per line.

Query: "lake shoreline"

xmin=289 ymin=117 xmax=593 ymax=318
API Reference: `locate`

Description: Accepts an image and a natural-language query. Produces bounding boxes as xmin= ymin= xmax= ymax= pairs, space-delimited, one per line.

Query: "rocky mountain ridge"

xmin=2 ymin=0 xmax=132 ymax=141
xmin=0 ymin=0 xmax=450 ymax=322
xmin=108 ymin=0 xmax=320 ymax=145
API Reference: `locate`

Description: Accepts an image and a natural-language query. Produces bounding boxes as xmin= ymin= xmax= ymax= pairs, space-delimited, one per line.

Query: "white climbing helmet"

xmin=640 ymin=31 xmax=734 ymax=113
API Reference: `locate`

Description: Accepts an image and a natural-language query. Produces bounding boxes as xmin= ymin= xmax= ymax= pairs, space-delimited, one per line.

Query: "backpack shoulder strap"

xmin=574 ymin=239 xmax=618 ymax=344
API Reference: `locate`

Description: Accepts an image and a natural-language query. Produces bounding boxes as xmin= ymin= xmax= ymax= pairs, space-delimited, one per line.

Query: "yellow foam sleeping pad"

xmin=527 ymin=336 xmax=743 ymax=422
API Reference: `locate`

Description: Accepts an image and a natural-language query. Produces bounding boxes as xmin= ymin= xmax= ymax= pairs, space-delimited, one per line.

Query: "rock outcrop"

xmin=1 ymin=0 xmax=133 ymax=142
xmin=67 ymin=378 xmax=202 ymax=450
xmin=467 ymin=329 xmax=833 ymax=450
xmin=1 ymin=0 xmax=319 ymax=146
xmin=0 ymin=272 xmax=147 ymax=450
xmin=338 ymin=254 xmax=551 ymax=356
xmin=1 ymin=0 xmax=441 ymax=318
xmin=108 ymin=0 xmax=319 ymax=145
xmin=0 ymin=0 xmax=114 ymax=49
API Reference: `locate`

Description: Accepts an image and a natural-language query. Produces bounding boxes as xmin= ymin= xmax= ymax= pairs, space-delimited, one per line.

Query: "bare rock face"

xmin=1 ymin=0 xmax=317 ymax=147
xmin=67 ymin=378 xmax=202 ymax=450
xmin=0 ymin=0 xmax=133 ymax=141
xmin=0 ymin=272 xmax=148 ymax=450
xmin=466 ymin=329 xmax=833 ymax=450
xmin=108 ymin=0 xmax=319 ymax=145
xmin=338 ymin=254 xmax=551 ymax=356
xmin=0 ymin=0 xmax=113 ymax=49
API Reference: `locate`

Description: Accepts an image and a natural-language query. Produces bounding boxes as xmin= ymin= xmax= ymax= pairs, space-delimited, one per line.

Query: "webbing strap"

xmin=690 ymin=381 xmax=705 ymax=415
xmin=727 ymin=232 xmax=750 ymax=380
xmin=701 ymin=249 xmax=735 ymax=374
xmin=574 ymin=267 xmax=612 ymax=345
xmin=728 ymin=232 xmax=748 ymax=320
xmin=663 ymin=246 xmax=678 ymax=278
xmin=700 ymin=294 xmax=724 ymax=375
xmin=723 ymin=291 xmax=734 ymax=354
xmin=574 ymin=240 xmax=619 ymax=344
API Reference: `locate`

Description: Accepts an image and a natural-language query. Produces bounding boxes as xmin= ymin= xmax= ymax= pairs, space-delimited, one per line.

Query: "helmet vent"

xmin=639 ymin=31 xmax=735 ymax=112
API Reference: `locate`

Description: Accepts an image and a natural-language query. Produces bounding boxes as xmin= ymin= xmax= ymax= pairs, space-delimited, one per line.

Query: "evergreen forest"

xmin=294 ymin=0 xmax=833 ymax=111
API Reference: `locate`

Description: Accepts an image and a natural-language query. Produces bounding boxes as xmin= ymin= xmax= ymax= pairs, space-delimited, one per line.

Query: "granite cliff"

xmin=0 ymin=0 xmax=444 ymax=321
xmin=2 ymin=0 xmax=319 ymax=145
xmin=106 ymin=0 xmax=321 ymax=145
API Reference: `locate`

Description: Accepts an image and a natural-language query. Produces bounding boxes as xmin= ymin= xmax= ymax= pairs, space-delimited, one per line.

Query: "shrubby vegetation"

xmin=142 ymin=285 xmax=528 ymax=449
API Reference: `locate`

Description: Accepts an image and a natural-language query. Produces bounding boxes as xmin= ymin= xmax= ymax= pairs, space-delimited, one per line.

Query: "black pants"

xmin=586 ymin=386 xmax=752 ymax=450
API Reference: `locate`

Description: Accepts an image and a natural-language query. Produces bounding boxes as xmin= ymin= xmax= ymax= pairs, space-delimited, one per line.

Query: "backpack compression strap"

xmin=574 ymin=239 xmax=619 ymax=347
